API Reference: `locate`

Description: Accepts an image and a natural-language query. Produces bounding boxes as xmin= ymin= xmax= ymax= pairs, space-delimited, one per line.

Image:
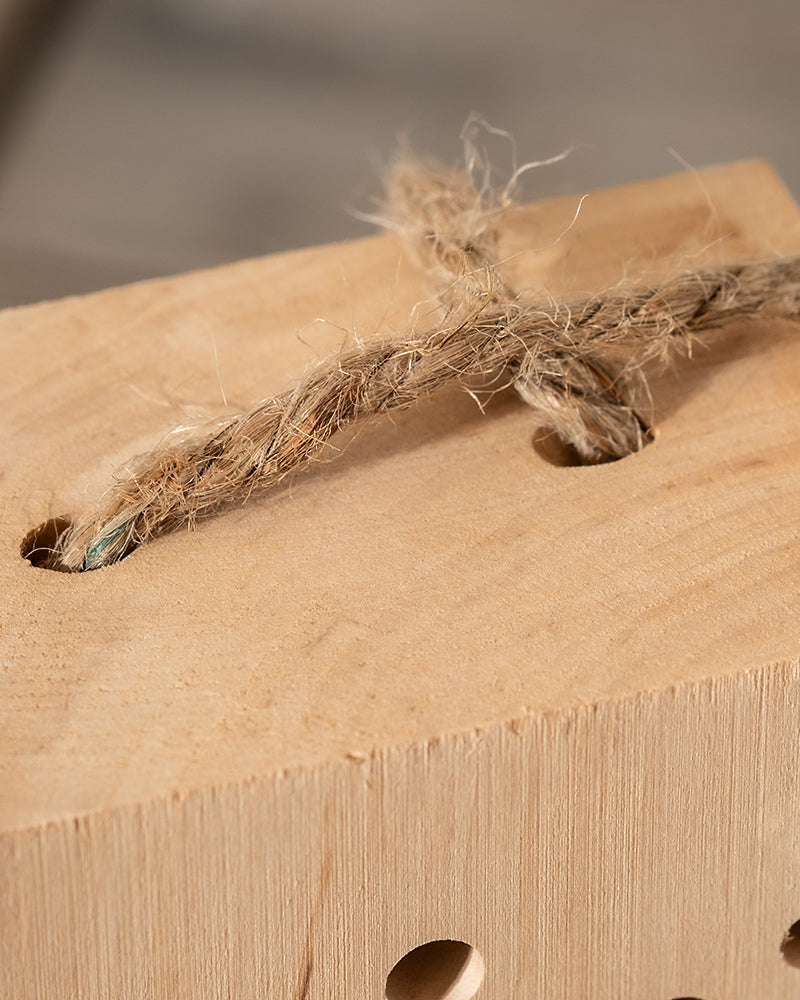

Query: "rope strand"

xmin=45 ymin=160 xmax=800 ymax=571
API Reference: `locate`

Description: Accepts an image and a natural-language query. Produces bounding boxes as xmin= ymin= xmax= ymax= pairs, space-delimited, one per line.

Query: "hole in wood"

xmin=531 ymin=422 xmax=654 ymax=467
xmin=20 ymin=517 xmax=73 ymax=571
xmin=532 ymin=427 xmax=588 ymax=467
xmin=531 ymin=427 xmax=626 ymax=467
xmin=385 ymin=940 xmax=484 ymax=1000
xmin=781 ymin=918 xmax=800 ymax=967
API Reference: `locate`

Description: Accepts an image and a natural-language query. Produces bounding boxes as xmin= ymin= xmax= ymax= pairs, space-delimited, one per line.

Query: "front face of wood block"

xmin=5 ymin=670 xmax=800 ymax=998
xmin=2 ymin=161 xmax=800 ymax=997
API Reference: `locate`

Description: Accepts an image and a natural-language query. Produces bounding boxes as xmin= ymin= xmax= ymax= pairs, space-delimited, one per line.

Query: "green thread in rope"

xmin=83 ymin=524 xmax=129 ymax=571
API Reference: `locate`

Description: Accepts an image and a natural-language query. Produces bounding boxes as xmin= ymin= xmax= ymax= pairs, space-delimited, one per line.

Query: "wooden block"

xmin=2 ymin=161 xmax=800 ymax=999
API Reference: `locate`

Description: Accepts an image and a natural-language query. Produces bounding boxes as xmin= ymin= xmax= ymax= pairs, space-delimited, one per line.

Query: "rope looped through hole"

xmin=22 ymin=158 xmax=800 ymax=572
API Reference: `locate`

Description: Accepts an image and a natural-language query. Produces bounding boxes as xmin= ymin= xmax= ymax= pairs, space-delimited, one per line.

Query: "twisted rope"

xmin=44 ymin=162 xmax=800 ymax=571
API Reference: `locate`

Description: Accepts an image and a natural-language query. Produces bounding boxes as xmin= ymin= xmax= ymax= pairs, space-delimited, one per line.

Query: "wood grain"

xmin=2 ymin=160 xmax=800 ymax=998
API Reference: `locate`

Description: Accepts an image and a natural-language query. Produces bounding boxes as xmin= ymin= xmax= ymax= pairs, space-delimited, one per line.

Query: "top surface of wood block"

xmin=2 ymin=160 xmax=800 ymax=831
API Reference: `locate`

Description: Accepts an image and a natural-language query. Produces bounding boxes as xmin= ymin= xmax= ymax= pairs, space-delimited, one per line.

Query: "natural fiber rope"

xmin=46 ymin=162 xmax=800 ymax=571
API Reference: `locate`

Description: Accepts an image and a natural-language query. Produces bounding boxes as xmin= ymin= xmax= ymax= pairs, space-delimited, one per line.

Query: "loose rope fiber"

xmin=42 ymin=161 xmax=800 ymax=571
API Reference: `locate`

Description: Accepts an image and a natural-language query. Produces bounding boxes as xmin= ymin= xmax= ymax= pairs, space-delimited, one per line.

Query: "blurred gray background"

xmin=0 ymin=0 xmax=798 ymax=308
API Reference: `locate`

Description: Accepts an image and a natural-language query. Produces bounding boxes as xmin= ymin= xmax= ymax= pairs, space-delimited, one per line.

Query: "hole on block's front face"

xmin=385 ymin=940 xmax=484 ymax=1000
xmin=782 ymin=919 xmax=800 ymax=967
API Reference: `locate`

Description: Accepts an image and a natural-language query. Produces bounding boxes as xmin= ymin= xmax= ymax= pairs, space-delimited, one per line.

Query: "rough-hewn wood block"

xmin=2 ymin=161 xmax=800 ymax=999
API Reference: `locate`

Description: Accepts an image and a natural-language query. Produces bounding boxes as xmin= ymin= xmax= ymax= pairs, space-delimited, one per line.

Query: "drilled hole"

xmin=385 ymin=940 xmax=484 ymax=1000
xmin=20 ymin=517 xmax=73 ymax=571
xmin=531 ymin=427 xmax=623 ymax=467
xmin=781 ymin=919 xmax=800 ymax=967
xmin=532 ymin=427 xmax=588 ymax=467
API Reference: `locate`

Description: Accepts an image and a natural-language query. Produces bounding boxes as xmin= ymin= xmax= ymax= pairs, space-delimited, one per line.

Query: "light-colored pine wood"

xmin=2 ymin=160 xmax=800 ymax=999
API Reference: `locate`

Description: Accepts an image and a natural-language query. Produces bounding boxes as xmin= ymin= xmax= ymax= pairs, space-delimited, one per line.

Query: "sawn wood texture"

xmin=2 ymin=161 xmax=800 ymax=998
